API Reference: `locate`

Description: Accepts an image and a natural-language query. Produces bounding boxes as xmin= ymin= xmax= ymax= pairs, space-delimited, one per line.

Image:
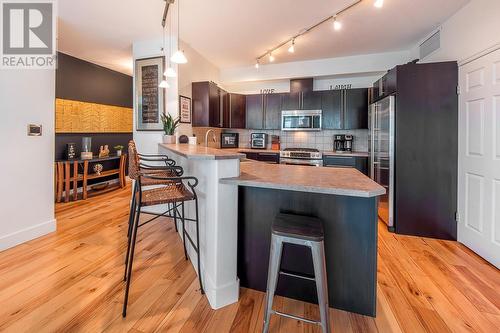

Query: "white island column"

xmin=158 ymin=143 xmax=243 ymax=309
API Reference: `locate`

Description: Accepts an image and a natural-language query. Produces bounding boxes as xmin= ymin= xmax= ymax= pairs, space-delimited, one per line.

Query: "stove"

xmin=280 ymin=148 xmax=323 ymax=166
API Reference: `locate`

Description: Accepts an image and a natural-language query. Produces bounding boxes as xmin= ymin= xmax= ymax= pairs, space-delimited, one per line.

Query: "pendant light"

xmin=159 ymin=23 xmax=170 ymax=88
xmin=171 ymin=0 xmax=188 ymax=64
xmin=164 ymin=7 xmax=177 ymax=77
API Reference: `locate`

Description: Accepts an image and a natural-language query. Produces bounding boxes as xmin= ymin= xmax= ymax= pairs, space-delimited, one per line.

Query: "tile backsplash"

xmin=192 ymin=127 xmax=369 ymax=152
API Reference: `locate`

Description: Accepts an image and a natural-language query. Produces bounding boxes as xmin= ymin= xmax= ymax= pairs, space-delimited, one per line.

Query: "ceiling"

xmin=58 ymin=0 xmax=470 ymax=75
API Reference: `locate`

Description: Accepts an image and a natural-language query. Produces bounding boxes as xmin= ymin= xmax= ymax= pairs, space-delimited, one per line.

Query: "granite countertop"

xmin=223 ymin=148 xmax=368 ymax=157
xmin=159 ymin=144 xmax=245 ymax=160
xmin=220 ymin=161 xmax=385 ymax=198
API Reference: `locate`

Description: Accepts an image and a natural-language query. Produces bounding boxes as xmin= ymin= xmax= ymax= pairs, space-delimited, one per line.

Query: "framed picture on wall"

xmin=179 ymin=95 xmax=192 ymax=124
xmin=135 ymin=57 xmax=165 ymax=131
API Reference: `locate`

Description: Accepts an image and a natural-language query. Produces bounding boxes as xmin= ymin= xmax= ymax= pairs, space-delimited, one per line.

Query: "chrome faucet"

xmin=205 ymin=129 xmax=217 ymax=147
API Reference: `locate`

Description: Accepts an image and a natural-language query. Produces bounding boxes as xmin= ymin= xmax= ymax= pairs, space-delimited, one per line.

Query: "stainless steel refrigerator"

xmin=369 ymin=95 xmax=395 ymax=229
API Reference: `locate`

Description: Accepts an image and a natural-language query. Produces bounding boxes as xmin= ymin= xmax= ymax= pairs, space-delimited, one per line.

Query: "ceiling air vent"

xmin=419 ymin=30 xmax=440 ymax=60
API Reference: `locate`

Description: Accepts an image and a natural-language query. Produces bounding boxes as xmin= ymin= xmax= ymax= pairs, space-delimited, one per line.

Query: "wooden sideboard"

xmin=55 ymin=154 xmax=127 ymax=203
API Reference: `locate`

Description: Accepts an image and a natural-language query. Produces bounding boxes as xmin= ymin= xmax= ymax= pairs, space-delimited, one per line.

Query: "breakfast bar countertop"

xmin=159 ymin=143 xmax=245 ymax=160
xmin=220 ymin=160 xmax=385 ymax=198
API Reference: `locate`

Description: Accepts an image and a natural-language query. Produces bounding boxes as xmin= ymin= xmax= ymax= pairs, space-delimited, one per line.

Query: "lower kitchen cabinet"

xmin=244 ymin=152 xmax=280 ymax=164
xmin=323 ymin=155 xmax=368 ymax=175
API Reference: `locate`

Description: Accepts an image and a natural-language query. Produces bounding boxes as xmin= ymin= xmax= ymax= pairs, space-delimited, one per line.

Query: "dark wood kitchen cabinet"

xmin=264 ymin=93 xmax=283 ymax=129
xmin=344 ymin=88 xmax=368 ymax=129
xmin=282 ymin=91 xmax=321 ymax=110
xmin=192 ymin=81 xmax=222 ymax=127
xmin=320 ymin=90 xmax=343 ymax=129
xmin=246 ymin=94 xmax=264 ymax=129
xmin=323 ymin=155 xmax=368 ymax=175
xmin=244 ymin=152 xmax=280 ymax=164
xmin=228 ymin=93 xmax=246 ymax=129
xmin=246 ymin=93 xmax=283 ymax=129
xmin=321 ymin=88 xmax=368 ymax=129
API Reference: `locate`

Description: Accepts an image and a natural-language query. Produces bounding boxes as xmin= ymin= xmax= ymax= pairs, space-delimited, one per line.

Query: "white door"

xmin=458 ymin=48 xmax=500 ymax=268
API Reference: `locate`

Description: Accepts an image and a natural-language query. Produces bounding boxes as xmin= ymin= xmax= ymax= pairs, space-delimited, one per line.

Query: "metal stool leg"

xmin=263 ymin=235 xmax=283 ymax=333
xmin=171 ymin=203 xmax=178 ymax=232
xmin=311 ymin=241 xmax=330 ymax=333
xmin=127 ymin=181 xmax=137 ymax=238
xmin=180 ymin=202 xmax=188 ymax=260
xmin=194 ymin=197 xmax=204 ymax=294
xmin=122 ymin=202 xmax=141 ymax=317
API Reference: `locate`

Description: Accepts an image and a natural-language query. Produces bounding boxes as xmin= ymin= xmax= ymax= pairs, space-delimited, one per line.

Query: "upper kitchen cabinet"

xmin=282 ymin=91 xmax=321 ymax=110
xmin=264 ymin=93 xmax=283 ymax=129
xmin=228 ymin=93 xmax=246 ymax=129
xmin=192 ymin=81 xmax=222 ymax=127
xmin=246 ymin=93 xmax=283 ymax=130
xmin=193 ymin=82 xmax=245 ymax=129
xmin=321 ymin=90 xmax=342 ymax=129
xmin=321 ymin=88 xmax=368 ymax=129
xmin=246 ymin=94 xmax=264 ymax=129
xmin=344 ymin=88 xmax=368 ymax=129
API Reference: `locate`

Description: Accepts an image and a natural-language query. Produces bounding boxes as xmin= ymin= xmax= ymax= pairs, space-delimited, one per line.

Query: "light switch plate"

xmin=28 ymin=124 xmax=42 ymax=136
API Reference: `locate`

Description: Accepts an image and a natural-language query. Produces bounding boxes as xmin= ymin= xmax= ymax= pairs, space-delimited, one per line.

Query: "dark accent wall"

xmin=56 ymin=52 xmax=133 ymax=107
xmin=55 ymin=52 xmax=133 ymax=170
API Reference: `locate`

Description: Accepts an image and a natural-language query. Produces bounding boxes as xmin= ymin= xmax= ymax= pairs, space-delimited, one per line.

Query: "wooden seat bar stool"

xmin=263 ymin=213 xmax=331 ymax=333
xmin=122 ymin=141 xmax=204 ymax=317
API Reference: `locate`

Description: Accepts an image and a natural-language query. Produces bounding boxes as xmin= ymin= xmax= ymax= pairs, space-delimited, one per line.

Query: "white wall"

xmin=224 ymin=72 xmax=385 ymax=95
xmin=413 ymin=0 xmax=500 ymax=63
xmin=0 ymin=69 xmax=56 ymax=251
xmin=220 ymin=50 xmax=410 ymax=84
xmin=178 ymin=41 xmax=221 ymax=137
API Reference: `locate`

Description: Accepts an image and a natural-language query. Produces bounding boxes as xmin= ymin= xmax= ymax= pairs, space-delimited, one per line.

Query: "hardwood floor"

xmin=0 ymin=183 xmax=498 ymax=332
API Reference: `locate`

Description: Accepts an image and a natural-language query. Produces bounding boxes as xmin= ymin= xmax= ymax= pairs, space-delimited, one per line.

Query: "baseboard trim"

xmin=0 ymin=219 xmax=57 ymax=252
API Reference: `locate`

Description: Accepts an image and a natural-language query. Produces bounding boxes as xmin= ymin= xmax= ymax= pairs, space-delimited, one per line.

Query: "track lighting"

xmin=288 ymin=39 xmax=295 ymax=53
xmin=333 ymin=17 xmax=342 ymax=31
xmin=254 ymin=0 xmax=382 ymax=65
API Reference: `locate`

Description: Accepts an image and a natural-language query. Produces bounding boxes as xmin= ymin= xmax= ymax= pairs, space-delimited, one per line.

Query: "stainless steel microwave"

xmin=281 ymin=110 xmax=322 ymax=131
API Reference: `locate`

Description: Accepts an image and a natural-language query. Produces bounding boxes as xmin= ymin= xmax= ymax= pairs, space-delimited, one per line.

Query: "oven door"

xmin=281 ymin=110 xmax=322 ymax=131
xmin=280 ymin=158 xmax=323 ymax=167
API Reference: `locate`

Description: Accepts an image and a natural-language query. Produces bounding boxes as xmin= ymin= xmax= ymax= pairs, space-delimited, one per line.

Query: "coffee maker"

xmin=344 ymin=135 xmax=353 ymax=152
xmin=334 ymin=135 xmax=345 ymax=152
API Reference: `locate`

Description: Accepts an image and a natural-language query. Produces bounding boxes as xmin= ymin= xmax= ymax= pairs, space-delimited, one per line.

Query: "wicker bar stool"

xmin=126 ymin=141 xmax=182 ymax=238
xmin=122 ymin=144 xmax=204 ymax=317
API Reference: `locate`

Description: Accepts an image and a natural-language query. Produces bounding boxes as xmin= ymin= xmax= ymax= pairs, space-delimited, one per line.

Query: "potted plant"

xmin=161 ymin=113 xmax=180 ymax=144
xmin=114 ymin=145 xmax=124 ymax=156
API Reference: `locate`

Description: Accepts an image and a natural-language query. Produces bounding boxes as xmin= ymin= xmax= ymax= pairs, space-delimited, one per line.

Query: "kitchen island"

xmin=158 ymin=144 xmax=385 ymax=316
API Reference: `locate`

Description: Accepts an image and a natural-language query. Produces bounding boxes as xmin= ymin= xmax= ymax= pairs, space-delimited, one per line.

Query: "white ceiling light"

xmin=269 ymin=53 xmax=275 ymax=62
xmin=288 ymin=39 xmax=295 ymax=53
xmin=374 ymin=0 xmax=384 ymax=8
xmin=164 ymin=67 xmax=177 ymax=77
xmin=255 ymin=59 xmax=259 ymax=69
xmin=333 ymin=17 xmax=342 ymax=31
xmin=171 ymin=0 xmax=188 ymax=64
xmin=159 ymin=80 xmax=170 ymax=88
